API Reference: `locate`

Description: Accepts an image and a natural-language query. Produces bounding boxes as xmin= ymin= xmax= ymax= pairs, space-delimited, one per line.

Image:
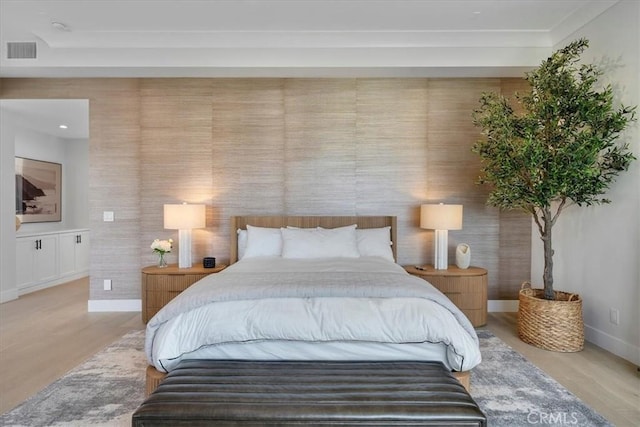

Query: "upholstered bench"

xmin=132 ymin=360 xmax=486 ymax=426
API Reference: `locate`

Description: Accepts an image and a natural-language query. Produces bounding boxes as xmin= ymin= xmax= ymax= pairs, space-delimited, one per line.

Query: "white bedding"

xmin=145 ymin=257 xmax=482 ymax=373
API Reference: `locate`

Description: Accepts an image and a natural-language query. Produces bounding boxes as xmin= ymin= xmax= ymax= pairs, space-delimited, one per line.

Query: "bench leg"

xmin=453 ymin=370 xmax=471 ymax=392
xmin=146 ymin=365 xmax=167 ymax=397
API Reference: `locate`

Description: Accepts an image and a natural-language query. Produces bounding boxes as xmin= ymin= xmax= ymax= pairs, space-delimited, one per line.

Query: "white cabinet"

xmin=59 ymin=231 xmax=90 ymax=278
xmin=16 ymin=234 xmax=59 ymax=292
xmin=16 ymin=229 xmax=90 ymax=295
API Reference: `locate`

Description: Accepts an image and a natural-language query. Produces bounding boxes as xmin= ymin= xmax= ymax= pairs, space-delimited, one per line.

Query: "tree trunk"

xmin=542 ymin=211 xmax=554 ymax=300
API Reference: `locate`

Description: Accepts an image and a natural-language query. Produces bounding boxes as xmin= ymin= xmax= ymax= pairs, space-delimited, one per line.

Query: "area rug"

xmin=472 ymin=330 xmax=611 ymax=426
xmin=0 ymin=329 xmax=611 ymax=426
xmin=0 ymin=330 xmax=147 ymax=427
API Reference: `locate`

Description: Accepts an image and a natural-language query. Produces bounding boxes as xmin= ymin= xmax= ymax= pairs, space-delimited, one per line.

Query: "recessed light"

xmin=51 ymin=21 xmax=70 ymax=31
xmin=59 ymin=124 xmax=68 ymax=129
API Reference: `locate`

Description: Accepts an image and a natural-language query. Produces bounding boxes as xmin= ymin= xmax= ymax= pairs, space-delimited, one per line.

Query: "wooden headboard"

xmin=230 ymin=216 xmax=397 ymax=264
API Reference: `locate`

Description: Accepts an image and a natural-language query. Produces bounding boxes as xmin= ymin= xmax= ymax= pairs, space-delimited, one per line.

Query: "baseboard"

xmin=17 ymin=272 xmax=89 ymax=297
xmin=88 ymin=299 xmax=141 ymax=312
xmin=0 ymin=288 xmax=19 ymax=303
xmin=59 ymin=270 xmax=89 ymax=283
xmin=488 ymin=299 xmax=519 ymax=312
xmin=585 ymin=324 xmax=640 ymax=367
xmin=489 ymin=300 xmax=639 ymax=366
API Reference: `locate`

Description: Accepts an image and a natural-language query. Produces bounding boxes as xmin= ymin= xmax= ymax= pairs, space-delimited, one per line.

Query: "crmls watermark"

xmin=527 ymin=410 xmax=580 ymax=425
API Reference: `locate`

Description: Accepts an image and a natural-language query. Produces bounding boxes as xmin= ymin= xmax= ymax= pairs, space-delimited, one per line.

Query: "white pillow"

xmin=243 ymin=225 xmax=283 ymax=258
xmin=356 ymin=227 xmax=394 ymax=262
xmin=281 ymin=224 xmax=360 ymax=259
xmin=236 ymin=229 xmax=247 ymax=260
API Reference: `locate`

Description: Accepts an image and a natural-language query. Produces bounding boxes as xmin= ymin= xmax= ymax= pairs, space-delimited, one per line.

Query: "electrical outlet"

xmin=609 ymin=308 xmax=620 ymax=325
xmin=103 ymin=211 xmax=114 ymax=222
xmin=103 ymin=279 xmax=112 ymax=291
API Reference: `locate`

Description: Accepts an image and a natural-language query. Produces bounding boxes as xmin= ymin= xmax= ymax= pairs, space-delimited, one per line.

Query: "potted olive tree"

xmin=472 ymin=39 xmax=636 ymax=352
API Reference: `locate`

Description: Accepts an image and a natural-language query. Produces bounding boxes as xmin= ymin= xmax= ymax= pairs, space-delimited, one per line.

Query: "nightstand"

xmin=404 ymin=265 xmax=488 ymax=327
xmin=141 ymin=263 xmax=226 ymax=323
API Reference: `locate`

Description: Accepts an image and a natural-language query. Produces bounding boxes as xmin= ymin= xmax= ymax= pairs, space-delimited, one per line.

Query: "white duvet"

xmin=145 ymin=257 xmax=482 ymax=373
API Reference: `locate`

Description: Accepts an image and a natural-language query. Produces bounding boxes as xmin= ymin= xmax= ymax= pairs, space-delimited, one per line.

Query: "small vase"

xmin=157 ymin=252 xmax=168 ymax=268
xmin=455 ymin=243 xmax=471 ymax=269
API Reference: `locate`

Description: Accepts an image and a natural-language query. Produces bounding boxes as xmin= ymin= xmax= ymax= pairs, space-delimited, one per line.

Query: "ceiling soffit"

xmin=0 ymin=0 xmax=620 ymax=78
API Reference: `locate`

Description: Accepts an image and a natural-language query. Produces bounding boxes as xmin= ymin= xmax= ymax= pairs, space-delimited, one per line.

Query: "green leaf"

xmin=472 ymin=38 xmax=637 ymax=295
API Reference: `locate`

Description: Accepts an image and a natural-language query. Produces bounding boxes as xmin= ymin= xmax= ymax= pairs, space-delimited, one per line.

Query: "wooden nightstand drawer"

xmin=146 ymin=288 xmax=187 ymax=310
xmin=404 ymin=265 xmax=488 ymax=327
xmin=429 ymin=278 xmax=486 ymax=295
xmin=440 ymin=292 xmax=484 ymax=310
xmin=144 ymin=274 xmax=210 ymax=292
xmin=141 ymin=264 xmax=226 ymax=323
xmin=460 ymin=309 xmax=485 ymax=328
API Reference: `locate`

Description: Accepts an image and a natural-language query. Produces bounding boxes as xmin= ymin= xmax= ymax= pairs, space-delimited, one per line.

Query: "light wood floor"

xmin=0 ymin=277 xmax=144 ymax=414
xmin=485 ymin=313 xmax=640 ymax=427
xmin=0 ymin=279 xmax=638 ymax=426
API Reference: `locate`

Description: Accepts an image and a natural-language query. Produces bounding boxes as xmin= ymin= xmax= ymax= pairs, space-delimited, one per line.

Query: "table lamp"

xmin=164 ymin=203 xmax=206 ymax=268
xmin=420 ymin=203 xmax=463 ymax=270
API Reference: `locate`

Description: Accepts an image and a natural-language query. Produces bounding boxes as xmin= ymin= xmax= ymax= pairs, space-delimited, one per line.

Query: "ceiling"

xmin=1 ymin=100 xmax=89 ymax=139
xmin=0 ymin=0 xmax=618 ymax=78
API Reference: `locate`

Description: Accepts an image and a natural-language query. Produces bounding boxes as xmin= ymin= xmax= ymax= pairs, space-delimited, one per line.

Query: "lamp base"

xmin=433 ymin=229 xmax=448 ymax=270
xmin=178 ymin=229 xmax=192 ymax=268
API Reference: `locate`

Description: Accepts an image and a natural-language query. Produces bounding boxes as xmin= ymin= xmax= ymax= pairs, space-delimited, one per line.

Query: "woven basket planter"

xmin=518 ymin=282 xmax=584 ymax=352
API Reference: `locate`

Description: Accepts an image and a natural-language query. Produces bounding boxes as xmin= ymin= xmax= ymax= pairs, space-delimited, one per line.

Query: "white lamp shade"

xmin=420 ymin=204 xmax=463 ymax=230
xmin=164 ymin=204 xmax=206 ymax=230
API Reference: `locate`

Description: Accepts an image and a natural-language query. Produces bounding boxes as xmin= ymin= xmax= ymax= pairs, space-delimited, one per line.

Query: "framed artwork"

xmin=15 ymin=157 xmax=62 ymax=223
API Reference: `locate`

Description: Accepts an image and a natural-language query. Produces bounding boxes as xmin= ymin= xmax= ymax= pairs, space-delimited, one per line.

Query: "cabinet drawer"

xmin=144 ymin=274 xmax=209 ymax=292
xmin=145 ymin=306 xmax=167 ymax=322
xmin=141 ymin=266 xmax=226 ymax=323
xmin=461 ymin=309 xmax=485 ymax=327
xmin=427 ymin=276 xmax=487 ymax=294
xmin=404 ymin=265 xmax=488 ymax=327
xmin=146 ymin=289 xmax=185 ymax=309
xmin=440 ymin=292 xmax=484 ymax=309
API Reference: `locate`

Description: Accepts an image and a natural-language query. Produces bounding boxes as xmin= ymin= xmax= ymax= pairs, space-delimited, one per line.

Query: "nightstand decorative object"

xmin=141 ymin=263 xmax=226 ymax=323
xmin=404 ymin=265 xmax=488 ymax=327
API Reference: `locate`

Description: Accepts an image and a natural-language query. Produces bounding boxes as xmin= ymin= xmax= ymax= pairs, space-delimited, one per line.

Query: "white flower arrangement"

xmin=150 ymin=238 xmax=173 ymax=254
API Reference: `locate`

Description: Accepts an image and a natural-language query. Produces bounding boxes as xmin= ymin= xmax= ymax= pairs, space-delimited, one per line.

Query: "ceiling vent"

xmin=7 ymin=42 xmax=37 ymax=59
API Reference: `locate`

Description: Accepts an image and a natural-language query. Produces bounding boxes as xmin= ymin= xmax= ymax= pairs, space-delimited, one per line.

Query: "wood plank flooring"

xmin=0 ymin=279 xmax=638 ymax=425
xmin=485 ymin=312 xmax=640 ymax=426
xmin=0 ymin=278 xmax=144 ymax=414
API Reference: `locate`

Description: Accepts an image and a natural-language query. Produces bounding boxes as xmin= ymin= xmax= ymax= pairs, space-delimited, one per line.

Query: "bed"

xmin=144 ymin=215 xmax=482 ymax=394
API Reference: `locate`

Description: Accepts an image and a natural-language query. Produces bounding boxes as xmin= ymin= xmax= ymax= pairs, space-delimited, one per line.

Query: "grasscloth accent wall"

xmin=1 ymin=77 xmax=530 ymax=301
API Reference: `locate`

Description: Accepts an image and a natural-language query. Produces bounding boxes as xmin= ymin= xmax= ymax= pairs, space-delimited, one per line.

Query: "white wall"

xmin=14 ymin=129 xmax=89 ymax=233
xmin=64 ymin=138 xmax=90 ymax=229
xmin=0 ymin=109 xmax=17 ymax=303
xmin=0 ymin=106 xmax=89 ymax=302
xmin=532 ymin=0 xmax=640 ymax=365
